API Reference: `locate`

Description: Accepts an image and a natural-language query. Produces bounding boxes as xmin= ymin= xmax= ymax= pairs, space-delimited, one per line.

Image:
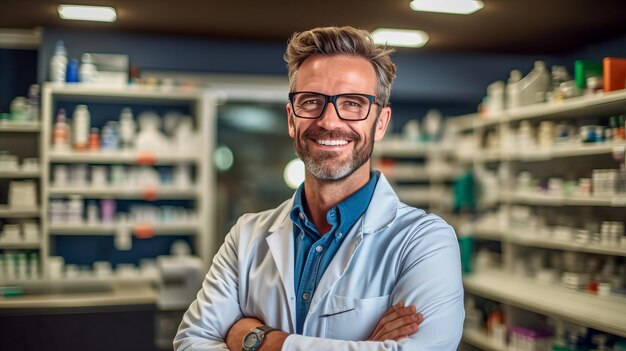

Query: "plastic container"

xmin=509 ymin=61 xmax=551 ymax=108
xmin=49 ymin=40 xmax=67 ymax=83
xmin=119 ymin=107 xmax=136 ymax=149
xmin=72 ymin=105 xmax=90 ymax=150
xmin=79 ymin=53 xmax=98 ymax=83
xmin=52 ymin=108 xmax=70 ymax=150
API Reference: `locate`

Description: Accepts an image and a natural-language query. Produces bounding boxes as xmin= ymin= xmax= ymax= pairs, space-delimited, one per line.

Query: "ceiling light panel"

xmin=372 ymin=28 xmax=429 ymax=48
xmin=58 ymin=5 xmax=117 ymax=22
xmin=410 ymin=0 xmax=484 ymax=15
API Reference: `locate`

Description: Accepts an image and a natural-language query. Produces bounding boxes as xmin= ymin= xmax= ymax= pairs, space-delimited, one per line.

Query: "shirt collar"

xmin=290 ymin=171 xmax=380 ymax=239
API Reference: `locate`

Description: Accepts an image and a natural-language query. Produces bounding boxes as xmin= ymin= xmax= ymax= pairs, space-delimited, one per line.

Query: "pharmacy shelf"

xmin=497 ymin=143 xmax=626 ymax=162
xmin=0 ymin=275 xmax=159 ymax=287
xmin=48 ymin=150 xmax=198 ymax=165
xmin=0 ymin=286 xmax=157 ymax=309
xmin=472 ymin=226 xmax=504 ymax=241
xmin=382 ymin=167 xmax=460 ymax=182
xmin=46 ymin=83 xmax=202 ymax=103
xmin=0 ymin=206 xmax=40 ymax=218
xmin=505 ymin=89 xmax=626 ymax=123
xmin=501 ymin=191 xmax=626 ymax=207
xmin=0 ymin=241 xmax=40 ymax=249
xmin=0 ymin=170 xmax=40 ymax=178
xmin=463 ymin=270 xmax=626 ymax=337
xmin=455 ymin=90 xmax=626 ymax=132
xmin=48 ymin=222 xmax=199 ymax=235
xmin=48 ymin=186 xmax=198 ymax=199
xmin=507 ymin=234 xmax=626 ymax=256
xmin=396 ymin=188 xmax=452 ymax=206
xmin=462 ymin=328 xmax=506 ymax=351
xmin=0 ymin=121 xmax=41 ymax=132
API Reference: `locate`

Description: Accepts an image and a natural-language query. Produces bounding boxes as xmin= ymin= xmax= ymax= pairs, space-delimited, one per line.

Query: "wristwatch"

xmin=242 ymin=325 xmax=278 ymax=351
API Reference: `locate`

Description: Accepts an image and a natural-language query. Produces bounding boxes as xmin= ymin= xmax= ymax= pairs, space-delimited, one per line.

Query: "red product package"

xmin=603 ymin=57 xmax=626 ymax=92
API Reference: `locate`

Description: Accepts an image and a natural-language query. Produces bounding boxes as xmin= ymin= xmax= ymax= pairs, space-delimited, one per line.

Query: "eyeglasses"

xmin=288 ymin=91 xmax=382 ymax=121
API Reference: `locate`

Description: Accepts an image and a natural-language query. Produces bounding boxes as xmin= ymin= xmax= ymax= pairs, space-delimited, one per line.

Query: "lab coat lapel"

xmin=308 ymin=172 xmax=398 ymax=313
xmin=266 ymin=215 xmax=297 ymax=331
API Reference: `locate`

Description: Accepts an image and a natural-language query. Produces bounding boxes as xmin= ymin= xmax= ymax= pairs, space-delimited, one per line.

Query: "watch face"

xmin=243 ymin=332 xmax=260 ymax=348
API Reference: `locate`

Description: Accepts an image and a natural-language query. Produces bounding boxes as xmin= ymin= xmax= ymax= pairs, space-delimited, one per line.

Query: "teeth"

xmin=317 ymin=139 xmax=348 ymax=146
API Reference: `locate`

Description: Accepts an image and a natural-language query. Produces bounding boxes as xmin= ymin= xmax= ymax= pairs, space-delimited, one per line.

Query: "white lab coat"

xmin=175 ymin=173 xmax=464 ymax=350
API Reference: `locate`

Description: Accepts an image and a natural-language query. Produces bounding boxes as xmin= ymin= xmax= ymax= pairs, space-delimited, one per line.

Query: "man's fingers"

xmin=381 ymin=321 xmax=420 ymax=341
xmin=370 ymin=304 xmax=414 ymax=338
xmin=380 ymin=313 xmax=423 ymax=340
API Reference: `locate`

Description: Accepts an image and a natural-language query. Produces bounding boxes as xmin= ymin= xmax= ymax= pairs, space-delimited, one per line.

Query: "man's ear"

xmin=286 ymin=102 xmax=296 ymax=138
xmin=374 ymin=107 xmax=391 ymax=141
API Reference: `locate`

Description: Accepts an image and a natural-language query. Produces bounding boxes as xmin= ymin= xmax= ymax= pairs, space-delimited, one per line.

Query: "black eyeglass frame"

xmin=288 ymin=91 xmax=383 ymax=121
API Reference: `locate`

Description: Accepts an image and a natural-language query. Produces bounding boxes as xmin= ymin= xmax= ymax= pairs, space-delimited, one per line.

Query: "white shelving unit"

xmin=39 ymin=83 xmax=217 ymax=278
xmin=0 ymin=121 xmax=41 ymax=132
xmin=463 ymin=270 xmax=626 ymax=337
xmin=452 ymin=89 xmax=626 ymax=348
xmin=0 ymin=118 xmax=44 ymax=264
xmin=373 ymin=135 xmax=460 ymax=215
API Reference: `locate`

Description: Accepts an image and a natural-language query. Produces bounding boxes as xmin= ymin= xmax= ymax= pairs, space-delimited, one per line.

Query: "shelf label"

xmin=133 ymin=223 xmax=155 ymax=239
xmin=142 ymin=186 xmax=158 ymax=201
xmin=136 ymin=152 xmax=157 ymax=165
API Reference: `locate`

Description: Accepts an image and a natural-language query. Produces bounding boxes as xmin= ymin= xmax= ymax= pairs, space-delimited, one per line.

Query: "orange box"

xmin=603 ymin=57 xmax=626 ymax=92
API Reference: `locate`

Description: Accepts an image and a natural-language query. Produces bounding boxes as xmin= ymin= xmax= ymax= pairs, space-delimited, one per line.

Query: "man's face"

xmin=286 ymin=54 xmax=391 ymax=181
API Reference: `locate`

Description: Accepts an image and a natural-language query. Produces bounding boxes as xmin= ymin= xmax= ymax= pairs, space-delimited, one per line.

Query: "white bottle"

xmin=53 ymin=108 xmax=70 ymax=151
xmin=119 ymin=107 xmax=136 ymax=149
xmin=72 ymin=105 xmax=91 ymax=151
xmin=506 ymin=70 xmax=522 ymax=109
xmin=49 ymin=40 xmax=68 ymax=83
xmin=79 ymin=53 xmax=98 ymax=83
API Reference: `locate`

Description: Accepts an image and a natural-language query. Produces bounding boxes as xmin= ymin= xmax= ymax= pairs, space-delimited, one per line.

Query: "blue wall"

xmin=0 ymin=48 xmax=38 ymax=113
xmin=39 ymin=28 xmax=568 ymax=111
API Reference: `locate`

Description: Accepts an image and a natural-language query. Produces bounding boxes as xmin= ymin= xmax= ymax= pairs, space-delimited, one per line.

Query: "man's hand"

xmin=225 ymin=317 xmax=288 ymax=351
xmin=368 ymin=303 xmax=423 ymax=341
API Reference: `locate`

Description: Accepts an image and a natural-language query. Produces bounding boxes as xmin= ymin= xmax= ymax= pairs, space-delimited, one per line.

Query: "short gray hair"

xmin=284 ymin=26 xmax=396 ymax=107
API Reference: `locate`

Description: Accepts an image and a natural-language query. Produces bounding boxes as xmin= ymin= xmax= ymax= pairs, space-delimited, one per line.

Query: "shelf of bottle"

xmin=463 ymin=270 xmax=626 ymax=337
xmin=471 ymin=226 xmax=504 ymax=241
xmin=0 ymin=206 xmax=40 ymax=218
xmin=467 ymin=227 xmax=625 ymax=255
xmin=507 ymin=233 xmax=626 ymax=256
xmin=374 ymin=138 xmax=454 ymax=158
xmin=48 ymin=149 xmax=199 ymax=165
xmin=0 ymin=241 xmax=40 ymax=249
xmin=456 ymin=89 xmax=626 ymax=130
xmin=0 ymin=121 xmax=41 ymax=132
xmin=500 ymin=191 xmax=626 ymax=207
xmin=396 ymin=187 xmax=452 ymax=206
xmin=382 ymin=167 xmax=460 ymax=182
xmin=0 ymin=170 xmax=41 ymax=178
xmin=48 ymin=222 xmax=199 ymax=235
xmin=462 ymin=328 xmax=506 ymax=351
xmin=474 ymin=143 xmax=625 ymax=163
xmin=48 ymin=185 xmax=198 ymax=199
xmin=504 ymin=89 xmax=626 ymax=123
xmin=45 ymin=83 xmax=204 ymax=102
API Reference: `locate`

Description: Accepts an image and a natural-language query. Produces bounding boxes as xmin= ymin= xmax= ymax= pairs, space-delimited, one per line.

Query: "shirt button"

xmin=337 ymin=232 xmax=343 ymax=238
xmin=299 ymin=212 xmax=305 ymax=220
xmin=315 ymin=245 xmax=323 ymax=253
xmin=303 ymin=292 xmax=310 ymax=301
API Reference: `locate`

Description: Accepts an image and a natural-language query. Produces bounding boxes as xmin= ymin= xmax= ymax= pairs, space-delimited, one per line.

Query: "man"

xmin=175 ymin=26 xmax=464 ymax=351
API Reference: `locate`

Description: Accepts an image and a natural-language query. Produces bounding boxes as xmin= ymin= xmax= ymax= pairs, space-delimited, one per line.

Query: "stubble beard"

xmin=294 ymin=125 xmax=376 ymax=181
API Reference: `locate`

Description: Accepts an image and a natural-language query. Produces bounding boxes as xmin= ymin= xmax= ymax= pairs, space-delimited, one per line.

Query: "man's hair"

xmin=284 ymin=26 xmax=397 ymax=107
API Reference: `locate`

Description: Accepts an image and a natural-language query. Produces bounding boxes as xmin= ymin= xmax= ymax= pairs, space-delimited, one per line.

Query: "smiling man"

xmin=174 ymin=26 xmax=464 ymax=351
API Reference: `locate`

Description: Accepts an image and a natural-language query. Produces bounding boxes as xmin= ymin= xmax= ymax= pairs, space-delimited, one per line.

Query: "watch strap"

xmin=242 ymin=325 xmax=279 ymax=351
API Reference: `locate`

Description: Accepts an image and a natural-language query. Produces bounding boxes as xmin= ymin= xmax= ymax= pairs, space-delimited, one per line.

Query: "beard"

xmin=294 ymin=124 xmax=376 ymax=181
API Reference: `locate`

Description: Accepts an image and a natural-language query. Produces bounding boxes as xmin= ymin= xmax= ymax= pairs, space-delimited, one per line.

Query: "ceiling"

xmin=2 ymin=0 xmax=626 ymax=54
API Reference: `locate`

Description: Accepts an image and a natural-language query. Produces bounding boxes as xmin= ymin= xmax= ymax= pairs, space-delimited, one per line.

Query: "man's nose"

xmin=316 ymin=101 xmax=343 ymax=129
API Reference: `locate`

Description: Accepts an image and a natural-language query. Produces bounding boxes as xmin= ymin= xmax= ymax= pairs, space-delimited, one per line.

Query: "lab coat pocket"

xmin=324 ymin=294 xmax=390 ymax=341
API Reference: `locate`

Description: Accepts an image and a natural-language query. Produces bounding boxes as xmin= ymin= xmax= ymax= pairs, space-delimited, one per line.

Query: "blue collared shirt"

xmin=290 ymin=171 xmax=379 ymax=334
